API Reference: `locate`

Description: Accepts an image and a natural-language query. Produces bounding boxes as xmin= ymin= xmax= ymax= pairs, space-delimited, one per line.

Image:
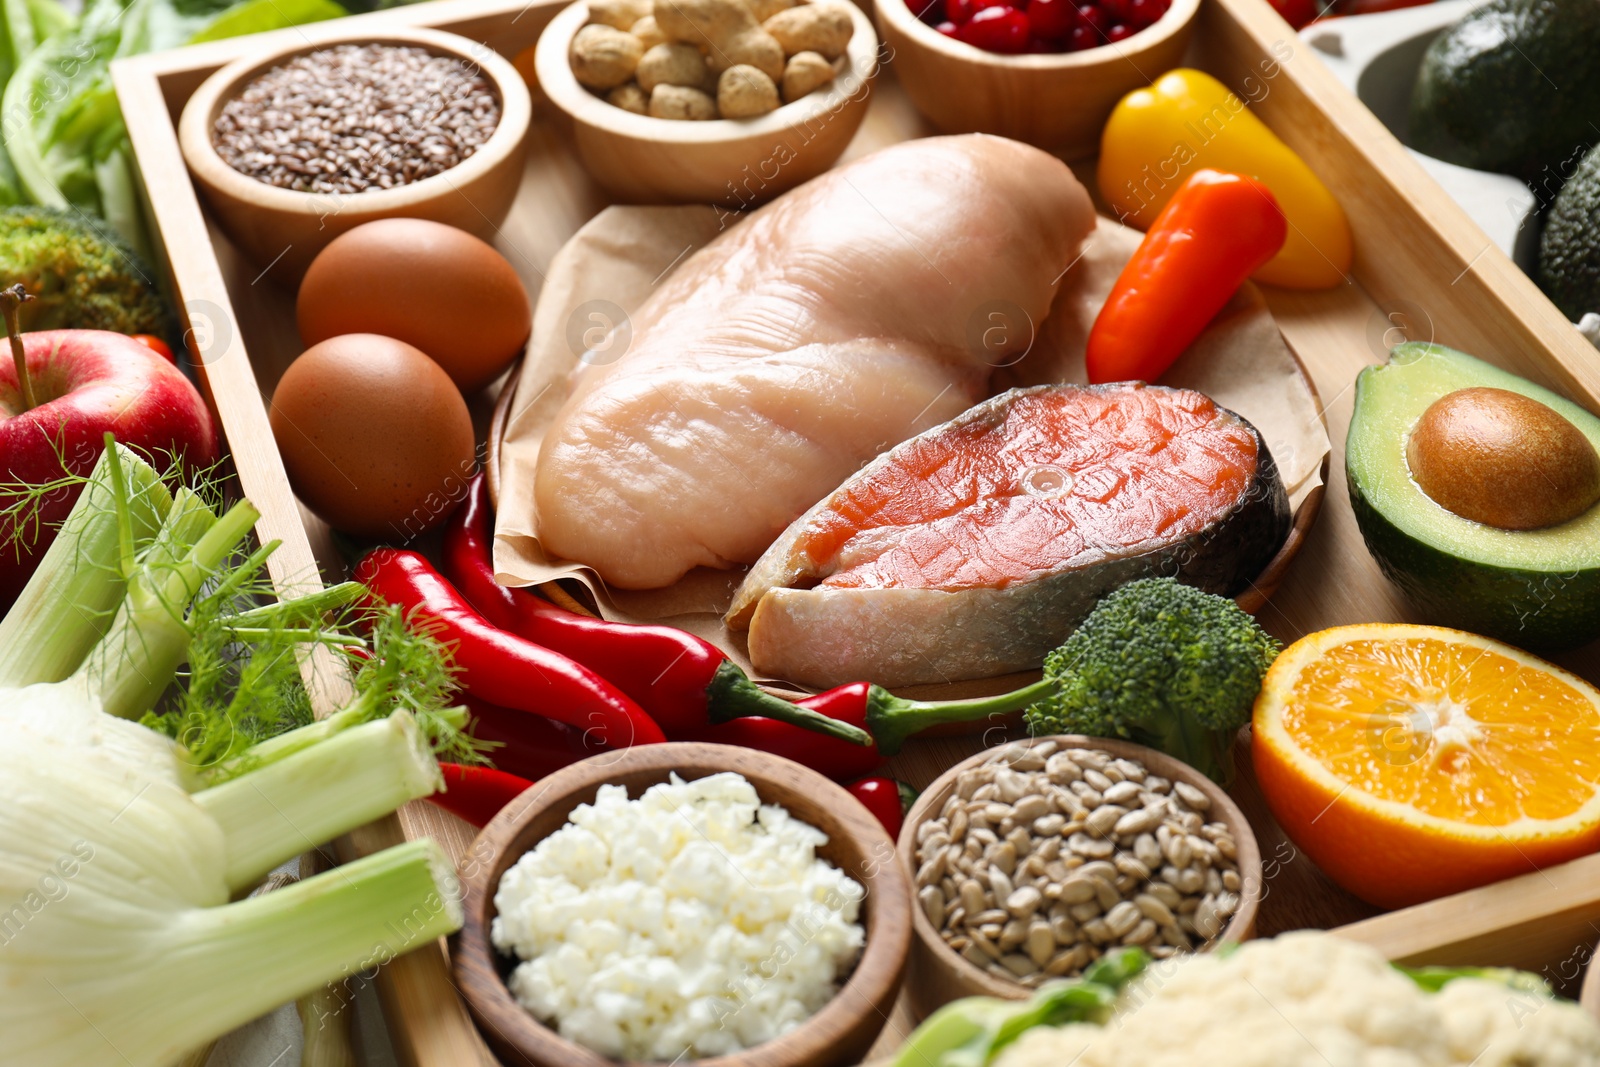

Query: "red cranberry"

xmin=936 ymin=18 xmax=961 ymax=34
xmin=1099 ymin=0 xmax=1135 ymax=20
xmin=1026 ymin=0 xmax=1081 ymax=39
xmin=916 ymin=0 xmax=946 ymax=23
xmin=1066 ymin=22 xmax=1098 ymax=47
xmin=957 ymin=5 xmax=1032 ymax=51
xmin=1127 ymin=0 xmax=1167 ymax=24
xmin=1105 ymin=19 xmax=1133 ymax=38
xmin=1076 ymin=3 xmax=1107 ymax=31
xmin=946 ymin=0 xmax=984 ymax=24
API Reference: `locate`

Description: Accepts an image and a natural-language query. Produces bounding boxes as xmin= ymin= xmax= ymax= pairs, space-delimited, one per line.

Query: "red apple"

xmin=0 ymin=328 xmax=219 ymax=607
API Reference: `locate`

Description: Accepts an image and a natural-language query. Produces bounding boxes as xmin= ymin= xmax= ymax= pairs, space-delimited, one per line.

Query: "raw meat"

xmin=728 ymin=383 xmax=1291 ymax=687
xmin=533 ymin=135 xmax=1096 ymax=589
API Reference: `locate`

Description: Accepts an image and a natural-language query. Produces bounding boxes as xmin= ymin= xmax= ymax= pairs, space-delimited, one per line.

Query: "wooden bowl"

xmin=453 ymin=742 xmax=912 ymax=1067
xmin=895 ymin=736 xmax=1262 ymax=1021
xmin=1582 ymin=943 xmax=1600 ymax=1019
xmin=874 ymin=0 xmax=1199 ymax=157
xmin=534 ymin=0 xmax=878 ymax=206
xmin=178 ymin=26 xmax=532 ymax=284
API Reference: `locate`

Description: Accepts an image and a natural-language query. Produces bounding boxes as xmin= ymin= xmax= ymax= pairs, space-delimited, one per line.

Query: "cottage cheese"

xmin=491 ymin=772 xmax=866 ymax=1060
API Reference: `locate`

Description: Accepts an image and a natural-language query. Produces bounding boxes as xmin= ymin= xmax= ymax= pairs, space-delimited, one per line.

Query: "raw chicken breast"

xmin=534 ymin=135 xmax=1096 ymax=589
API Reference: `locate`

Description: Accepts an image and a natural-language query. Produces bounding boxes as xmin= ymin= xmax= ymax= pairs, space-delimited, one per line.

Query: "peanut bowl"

xmin=178 ymin=26 xmax=532 ymax=284
xmin=896 ymin=736 xmax=1262 ymax=1020
xmin=533 ymin=0 xmax=878 ymax=206
xmin=874 ymin=0 xmax=1199 ymax=157
xmin=452 ymin=742 xmax=912 ymax=1067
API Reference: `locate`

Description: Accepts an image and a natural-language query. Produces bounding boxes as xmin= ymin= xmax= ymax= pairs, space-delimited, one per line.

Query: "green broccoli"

xmin=1022 ymin=578 xmax=1281 ymax=783
xmin=0 ymin=205 xmax=170 ymax=335
xmin=860 ymin=578 xmax=1281 ymax=784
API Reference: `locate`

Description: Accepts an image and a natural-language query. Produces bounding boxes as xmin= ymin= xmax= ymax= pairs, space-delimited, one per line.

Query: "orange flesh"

xmin=797 ymin=385 xmax=1259 ymax=591
xmin=1278 ymin=638 xmax=1600 ymax=826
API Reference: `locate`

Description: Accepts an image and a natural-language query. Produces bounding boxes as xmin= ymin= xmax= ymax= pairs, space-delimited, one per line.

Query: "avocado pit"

xmin=1406 ymin=386 xmax=1600 ymax=530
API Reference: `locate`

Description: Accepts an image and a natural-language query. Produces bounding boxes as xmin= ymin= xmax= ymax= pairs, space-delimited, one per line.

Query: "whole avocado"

xmin=1539 ymin=142 xmax=1600 ymax=319
xmin=1409 ymin=0 xmax=1600 ymax=182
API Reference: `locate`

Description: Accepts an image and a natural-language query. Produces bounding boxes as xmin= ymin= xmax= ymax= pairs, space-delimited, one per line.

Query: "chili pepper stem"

xmin=704 ymin=660 xmax=872 ymax=745
xmin=2 ymin=283 xmax=37 ymax=412
xmin=866 ymin=677 xmax=1059 ymax=756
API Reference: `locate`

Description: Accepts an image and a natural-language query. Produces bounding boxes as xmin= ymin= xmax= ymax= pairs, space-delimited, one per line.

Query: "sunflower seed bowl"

xmin=896 ymin=736 xmax=1262 ymax=1019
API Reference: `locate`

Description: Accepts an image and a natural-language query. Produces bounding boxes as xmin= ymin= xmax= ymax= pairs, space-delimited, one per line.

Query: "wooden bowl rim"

xmin=1582 ymin=942 xmax=1600 ymax=1019
xmin=452 ymin=742 xmax=912 ymax=1067
xmin=534 ymin=0 xmax=879 ymax=145
xmin=895 ymin=735 xmax=1263 ymax=1000
xmin=177 ymin=25 xmax=532 ymax=218
xmin=875 ymin=0 xmax=1200 ymax=71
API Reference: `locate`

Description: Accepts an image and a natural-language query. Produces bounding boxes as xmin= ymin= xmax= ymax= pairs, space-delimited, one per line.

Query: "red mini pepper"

xmin=355 ymin=548 xmax=669 ymax=749
xmin=1086 ymin=169 xmax=1287 ymax=385
xmin=427 ymin=763 xmax=536 ymax=827
xmin=442 ymin=475 xmax=869 ymax=745
xmin=462 ymin=693 xmax=603 ymax=780
xmin=845 ymin=776 xmax=918 ymax=840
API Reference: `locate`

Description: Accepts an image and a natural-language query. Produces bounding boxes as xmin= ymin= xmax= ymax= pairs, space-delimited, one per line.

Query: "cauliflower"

xmin=991 ymin=933 xmax=1600 ymax=1067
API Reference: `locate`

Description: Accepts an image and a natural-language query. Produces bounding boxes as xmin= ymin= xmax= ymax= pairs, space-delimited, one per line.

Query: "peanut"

xmin=570 ymin=24 xmax=644 ymax=89
xmin=636 ymin=42 xmax=710 ymax=92
xmin=655 ymin=0 xmax=785 ymax=81
xmin=648 ymin=82 xmax=717 ymax=119
xmin=763 ymin=2 xmax=852 ymax=58
xmin=606 ymin=82 xmax=650 ymax=114
xmin=587 ymin=0 xmax=652 ymax=27
xmin=630 ymin=13 xmax=668 ymax=48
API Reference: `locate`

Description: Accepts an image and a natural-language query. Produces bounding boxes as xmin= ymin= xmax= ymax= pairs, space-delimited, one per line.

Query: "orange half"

xmin=1252 ymin=623 xmax=1600 ymax=909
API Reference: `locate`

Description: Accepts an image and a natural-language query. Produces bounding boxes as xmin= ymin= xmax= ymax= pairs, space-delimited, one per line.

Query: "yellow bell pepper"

xmin=1097 ymin=69 xmax=1353 ymax=290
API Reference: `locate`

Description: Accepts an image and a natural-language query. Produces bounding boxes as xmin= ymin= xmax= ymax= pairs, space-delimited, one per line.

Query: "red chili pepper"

xmin=1086 ymin=169 xmax=1287 ymax=386
xmin=427 ymin=763 xmax=535 ymax=827
xmin=845 ymin=776 xmax=918 ymax=839
xmin=462 ymin=693 xmax=603 ymax=781
xmin=442 ymin=475 xmax=869 ymax=746
xmin=688 ymin=683 xmax=886 ymax=779
xmin=693 ymin=674 xmax=1048 ymax=775
xmin=355 ymin=548 xmax=669 ymax=748
xmin=129 ymin=334 xmax=176 ymax=364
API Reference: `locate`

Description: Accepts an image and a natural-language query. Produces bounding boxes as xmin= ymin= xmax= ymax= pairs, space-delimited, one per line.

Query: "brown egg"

xmin=269 ymin=334 xmax=476 ymax=539
xmin=1406 ymin=386 xmax=1600 ymax=530
xmin=296 ymin=219 xmax=531 ymax=395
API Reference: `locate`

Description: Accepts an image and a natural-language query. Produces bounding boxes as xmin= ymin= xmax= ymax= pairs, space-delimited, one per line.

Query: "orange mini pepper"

xmin=1098 ymin=69 xmax=1351 ymax=290
xmin=1086 ymin=169 xmax=1287 ymax=386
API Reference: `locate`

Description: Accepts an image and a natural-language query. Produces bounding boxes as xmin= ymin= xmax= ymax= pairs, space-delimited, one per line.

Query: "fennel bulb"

xmin=0 ymin=439 xmax=472 ymax=1065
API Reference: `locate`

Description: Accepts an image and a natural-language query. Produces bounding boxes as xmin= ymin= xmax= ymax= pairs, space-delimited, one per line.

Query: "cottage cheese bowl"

xmin=453 ymin=743 xmax=912 ymax=1067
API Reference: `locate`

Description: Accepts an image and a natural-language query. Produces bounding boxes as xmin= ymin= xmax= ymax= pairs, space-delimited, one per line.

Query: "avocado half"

xmin=1347 ymin=343 xmax=1600 ymax=652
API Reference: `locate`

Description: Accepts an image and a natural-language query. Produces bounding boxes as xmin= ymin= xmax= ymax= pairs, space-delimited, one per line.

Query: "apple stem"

xmin=1 ymin=283 xmax=38 ymax=412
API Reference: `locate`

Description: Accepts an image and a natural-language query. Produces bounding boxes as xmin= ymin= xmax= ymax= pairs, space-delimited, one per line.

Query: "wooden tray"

xmin=112 ymin=0 xmax=1600 ymax=1061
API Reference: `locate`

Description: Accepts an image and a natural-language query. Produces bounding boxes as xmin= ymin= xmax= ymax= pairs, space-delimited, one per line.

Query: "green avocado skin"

xmin=1409 ymin=0 xmax=1600 ymax=181
xmin=1539 ymin=143 xmax=1600 ymax=320
xmin=1347 ymin=478 xmax=1600 ymax=652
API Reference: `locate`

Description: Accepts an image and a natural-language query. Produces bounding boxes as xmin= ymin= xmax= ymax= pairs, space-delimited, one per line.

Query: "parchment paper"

xmin=493 ymin=206 xmax=1330 ymax=684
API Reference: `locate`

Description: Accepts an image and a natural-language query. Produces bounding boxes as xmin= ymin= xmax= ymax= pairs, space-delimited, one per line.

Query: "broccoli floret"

xmin=0 ymin=206 xmax=169 ymax=335
xmin=1023 ymin=578 xmax=1281 ymax=783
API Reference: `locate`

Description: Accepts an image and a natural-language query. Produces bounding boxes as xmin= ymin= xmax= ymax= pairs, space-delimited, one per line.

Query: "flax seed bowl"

xmin=178 ymin=27 xmax=531 ymax=283
xmin=897 ymin=736 xmax=1261 ymax=1020
xmin=533 ymin=0 xmax=878 ymax=206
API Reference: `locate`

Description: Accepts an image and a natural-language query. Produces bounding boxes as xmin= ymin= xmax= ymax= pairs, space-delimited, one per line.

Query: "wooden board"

xmin=111 ymin=0 xmax=1600 ymax=1060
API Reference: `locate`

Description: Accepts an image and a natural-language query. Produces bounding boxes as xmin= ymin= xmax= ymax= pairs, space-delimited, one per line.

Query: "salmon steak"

xmin=727 ymin=383 xmax=1291 ymax=688
xmin=533 ymin=135 xmax=1096 ymax=590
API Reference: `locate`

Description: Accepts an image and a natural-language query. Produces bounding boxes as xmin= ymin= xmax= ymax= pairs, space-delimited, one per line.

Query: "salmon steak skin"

xmin=727 ymin=383 xmax=1291 ymax=688
xmin=533 ymin=134 xmax=1096 ymax=590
